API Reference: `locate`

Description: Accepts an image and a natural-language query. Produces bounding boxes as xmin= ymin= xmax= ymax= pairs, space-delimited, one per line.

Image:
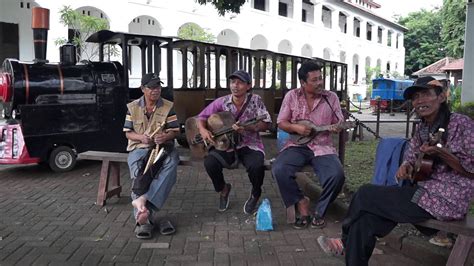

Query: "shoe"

xmin=218 ymin=183 xmax=232 ymax=212
xmin=293 ymin=216 xmax=310 ymax=229
xmin=243 ymin=194 xmax=260 ymax=214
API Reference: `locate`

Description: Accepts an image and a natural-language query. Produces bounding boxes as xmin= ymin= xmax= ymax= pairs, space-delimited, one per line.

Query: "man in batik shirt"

xmin=197 ymin=70 xmax=272 ymax=214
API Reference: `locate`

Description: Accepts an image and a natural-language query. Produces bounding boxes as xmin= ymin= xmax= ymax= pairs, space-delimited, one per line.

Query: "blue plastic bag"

xmin=256 ymin=198 xmax=273 ymax=231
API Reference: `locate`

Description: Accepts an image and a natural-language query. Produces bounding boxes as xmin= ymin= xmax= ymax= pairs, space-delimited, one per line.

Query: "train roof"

xmin=372 ymin=78 xmax=413 ymax=83
xmin=86 ymin=30 xmax=174 ymax=46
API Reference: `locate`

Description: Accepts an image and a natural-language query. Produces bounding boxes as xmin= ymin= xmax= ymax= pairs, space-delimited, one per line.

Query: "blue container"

xmin=277 ymin=129 xmax=289 ymax=150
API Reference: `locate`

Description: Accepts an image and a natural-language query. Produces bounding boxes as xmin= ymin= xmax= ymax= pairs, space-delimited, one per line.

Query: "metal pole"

xmin=406 ymin=101 xmax=411 ymax=138
xmin=389 ymin=99 xmax=395 ymax=116
xmin=376 ymin=99 xmax=381 ymax=138
xmin=462 ymin=0 xmax=474 ymax=103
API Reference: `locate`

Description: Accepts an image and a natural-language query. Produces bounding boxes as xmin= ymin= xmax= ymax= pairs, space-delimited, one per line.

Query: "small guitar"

xmin=289 ymin=120 xmax=356 ymax=145
xmin=185 ymin=112 xmax=267 ymax=158
xmin=412 ymin=128 xmax=445 ymax=182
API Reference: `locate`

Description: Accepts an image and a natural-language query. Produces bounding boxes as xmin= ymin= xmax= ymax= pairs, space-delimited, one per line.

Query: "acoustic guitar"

xmin=412 ymin=128 xmax=445 ymax=182
xmin=185 ymin=111 xmax=267 ymax=158
xmin=288 ymin=120 xmax=356 ymax=145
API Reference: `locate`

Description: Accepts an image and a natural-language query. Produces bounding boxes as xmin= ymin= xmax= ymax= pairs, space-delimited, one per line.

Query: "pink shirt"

xmin=277 ymin=88 xmax=343 ymax=156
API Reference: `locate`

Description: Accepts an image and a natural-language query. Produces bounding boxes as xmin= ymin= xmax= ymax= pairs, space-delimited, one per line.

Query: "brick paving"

xmin=0 ymin=137 xmax=452 ymax=265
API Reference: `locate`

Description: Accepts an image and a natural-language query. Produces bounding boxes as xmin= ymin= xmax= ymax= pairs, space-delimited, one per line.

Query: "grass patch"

xmin=343 ymin=140 xmax=378 ymax=193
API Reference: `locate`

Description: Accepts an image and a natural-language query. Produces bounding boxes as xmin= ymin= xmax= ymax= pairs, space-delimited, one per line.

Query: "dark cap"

xmin=403 ymin=76 xmax=444 ymax=100
xmin=228 ymin=70 xmax=251 ymax=84
xmin=141 ymin=73 xmax=163 ymax=87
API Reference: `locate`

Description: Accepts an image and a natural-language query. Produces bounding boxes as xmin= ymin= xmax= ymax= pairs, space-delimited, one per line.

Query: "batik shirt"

xmin=406 ymin=113 xmax=474 ymax=220
xmin=277 ymin=88 xmax=343 ymax=156
xmin=197 ymin=93 xmax=272 ymax=154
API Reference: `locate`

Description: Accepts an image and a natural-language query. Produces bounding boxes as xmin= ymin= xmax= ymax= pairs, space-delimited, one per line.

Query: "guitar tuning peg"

xmin=436 ymin=143 xmax=443 ymax=148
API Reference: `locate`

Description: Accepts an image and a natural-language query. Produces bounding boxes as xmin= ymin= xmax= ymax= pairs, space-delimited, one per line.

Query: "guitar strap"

xmin=321 ymin=94 xmax=340 ymax=121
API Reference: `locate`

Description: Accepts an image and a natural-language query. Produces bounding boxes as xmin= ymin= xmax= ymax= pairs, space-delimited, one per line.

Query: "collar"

xmin=295 ymin=87 xmax=329 ymax=98
xmin=138 ymin=96 xmax=163 ymax=108
xmin=224 ymin=93 xmax=250 ymax=107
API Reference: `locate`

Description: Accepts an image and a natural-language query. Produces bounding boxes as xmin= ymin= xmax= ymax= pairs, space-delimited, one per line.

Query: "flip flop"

xmin=159 ymin=220 xmax=176 ymax=235
xmin=317 ymin=236 xmax=345 ymax=256
xmin=135 ymin=223 xmax=153 ymax=239
xmin=311 ymin=217 xmax=326 ymax=229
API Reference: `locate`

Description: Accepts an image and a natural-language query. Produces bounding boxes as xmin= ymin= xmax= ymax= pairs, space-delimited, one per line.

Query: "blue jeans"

xmin=272 ymin=146 xmax=345 ymax=218
xmin=128 ymin=148 xmax=178 ymax=222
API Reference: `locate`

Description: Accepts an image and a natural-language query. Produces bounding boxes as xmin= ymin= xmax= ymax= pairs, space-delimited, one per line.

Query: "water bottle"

xmin=256 ymin=198 xmax=273 ymax=231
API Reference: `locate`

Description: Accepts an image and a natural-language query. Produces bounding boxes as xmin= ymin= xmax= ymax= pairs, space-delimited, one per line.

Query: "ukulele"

xmin=288 ymin=120 xmax=356 ymax=145
xmin=412 ymin=128 xmax=445 ymax=182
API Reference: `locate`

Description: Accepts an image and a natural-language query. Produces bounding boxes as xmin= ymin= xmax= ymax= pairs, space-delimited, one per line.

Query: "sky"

xmin=376 ymin=0 xmax=443 ymax=19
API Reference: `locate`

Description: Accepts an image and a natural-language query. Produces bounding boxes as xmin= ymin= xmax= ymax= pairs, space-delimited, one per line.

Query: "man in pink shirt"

xmin=272 ymin=60 xmax=345 ymax=229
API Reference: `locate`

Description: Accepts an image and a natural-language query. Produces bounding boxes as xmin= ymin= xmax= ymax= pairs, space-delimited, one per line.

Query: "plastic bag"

xmin=256 ymin=198 xmax=273 ymax=231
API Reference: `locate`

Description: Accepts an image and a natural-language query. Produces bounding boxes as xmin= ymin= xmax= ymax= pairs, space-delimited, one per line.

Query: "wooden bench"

xmin=414 ymin=216 xmax=474 ymax=266
xmin=78 ymin=151 xmax=191 ymax=207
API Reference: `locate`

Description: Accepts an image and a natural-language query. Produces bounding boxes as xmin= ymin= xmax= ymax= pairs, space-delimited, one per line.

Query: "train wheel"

xmin=49 ymin=146 xmax=77 ymax=172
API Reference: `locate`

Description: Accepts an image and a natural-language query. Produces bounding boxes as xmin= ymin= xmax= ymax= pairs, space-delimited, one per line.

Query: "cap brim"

xmin=144 ymin=80 xmax=163 ymax=87
xmin=228 ymin=74 xmax=250 ymax=84
xmin=403 ymin=85 xmax=432 ymax=100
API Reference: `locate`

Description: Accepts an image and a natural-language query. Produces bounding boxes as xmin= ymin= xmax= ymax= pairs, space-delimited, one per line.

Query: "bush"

xmin=453 ymin=101 xmax=474 ymax=119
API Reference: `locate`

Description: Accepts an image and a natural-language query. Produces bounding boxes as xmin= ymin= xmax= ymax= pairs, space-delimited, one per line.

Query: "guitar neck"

xmin=212 ymin=116 xmax=264 ymax=137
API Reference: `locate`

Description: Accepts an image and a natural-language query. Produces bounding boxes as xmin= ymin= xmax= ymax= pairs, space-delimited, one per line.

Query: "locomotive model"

xmin=0 ymin=7 xmax=128 ymax=171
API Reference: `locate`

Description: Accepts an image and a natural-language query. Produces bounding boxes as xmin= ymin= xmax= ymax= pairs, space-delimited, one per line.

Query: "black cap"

xmin=403 ymin=76 xmax=444 ymax=100
xmin=141 ymin=73 xmax=163 ymax=87
xmin=228 ymin=70 xmax=251 ymax=84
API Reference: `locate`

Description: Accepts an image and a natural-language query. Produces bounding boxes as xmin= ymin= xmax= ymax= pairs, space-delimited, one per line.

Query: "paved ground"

xmin=0 ymin=129 xmax=456 ymax=266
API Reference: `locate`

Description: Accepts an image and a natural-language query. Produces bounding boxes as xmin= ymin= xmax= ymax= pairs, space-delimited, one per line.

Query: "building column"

xmin=314 ymin=3 xmax=322 ymax=27
xmin=359 ymin=19 xmax=366 ymax=40
xmin=269 ymin=0 xmax=279 ymax=16
xmin=346 ymin=15 xmax=354 ymax=36
xmin=294 ymin=0 xmax=302 ymax=21
xmin=331 ymin=8 xmax=339 ymax=30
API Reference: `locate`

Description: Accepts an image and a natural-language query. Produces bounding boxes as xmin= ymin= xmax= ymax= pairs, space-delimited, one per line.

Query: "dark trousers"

xmin=204 ymin=146 xmax=265 ymax=197
xmin=271 ymin=146 xmax=345 ymax=217
xmin=342 ymin=184 xmax=434 ymax=266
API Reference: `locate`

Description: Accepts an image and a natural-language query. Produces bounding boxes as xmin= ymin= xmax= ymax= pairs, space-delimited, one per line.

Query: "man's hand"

xmin=328 ymin=123 xmax=342 ymax=133
xmin=292 ymin=123 xmax=312 ymax=136
xmin=154 ymin=131 xmax=171 ymax=145
xmin=396 ymin=161 xmax=413 ymax=180
xmin=141 ymin=134 xmax=153 ymax=144
xmin=199 ymin=128 xmax=215 ymax=145
xmin=232 ymin=122 xmax=245 ymax=134
xmin=419 ymin=143 xmax=442 ymax=156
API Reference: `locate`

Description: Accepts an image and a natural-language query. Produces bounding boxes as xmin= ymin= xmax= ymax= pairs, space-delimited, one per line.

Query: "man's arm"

xmin=421 ymin=145 xmax=474 ymax=179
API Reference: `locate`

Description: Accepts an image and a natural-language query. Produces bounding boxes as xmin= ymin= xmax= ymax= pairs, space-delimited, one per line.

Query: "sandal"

xmin=159 ymin=220 xmax=176 ymax=235
xmin=311 ymin=217 xmax=326 ymax=229
xmin=293 ymin=216 xmax=310 ymax=229
xmin=317 ymin=235 xmax=344 ymax=256
xmin=135 ymin=223 xmax=153 ymax=239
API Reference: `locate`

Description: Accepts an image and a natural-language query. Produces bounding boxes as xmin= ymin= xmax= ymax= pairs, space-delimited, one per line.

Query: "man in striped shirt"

xmin=123 ymin=73 xmax=179 ymax=239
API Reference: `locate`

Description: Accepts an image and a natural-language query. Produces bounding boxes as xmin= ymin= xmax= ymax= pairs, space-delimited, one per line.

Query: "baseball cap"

xmin=141 ymin=73 xmax=163 ymax=87
xmin=403 ymin=76 xmax=444 ymax=100
xmin=228 ymin=70 xmax=251 ymax=84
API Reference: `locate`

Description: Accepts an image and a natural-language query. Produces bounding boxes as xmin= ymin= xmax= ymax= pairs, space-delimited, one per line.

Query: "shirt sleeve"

xmin=330 ymin=93 xmax=344 ymax=124
xmin=277 ymin=90 xmax=293 ymax=124
xmin=164 ymin=106 xmax=180 ymax=131
xmin=253 ymin=94 xmax=272 ymax=123
xmin=197 ymin=98 xmax=224 ymax=121
xmin=123 ymin=109 xmax=133 ymax=132
xmin=447 ymin=115 xmax=474 ymax=174
xmin=403 ymin=125 xmax=421 ymax=165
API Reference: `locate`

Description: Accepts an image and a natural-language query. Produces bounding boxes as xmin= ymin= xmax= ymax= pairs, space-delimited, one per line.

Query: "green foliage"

xmin=178 ymin=23 xmax=215 ymax=43
xmin=343 ymin=140 xmax=378 ymax=193
xmin=195 ymin=0 xmax=246 ymax=16
xmin=450 ymin=86 xmax=462 ymax=110
xmin=55 ymin=5 xmax=114 ymax=61
xmin=398 ymin=9 xmax=444 ymax=76
xmin=453 ymin=101 xmax=474 ymax=119
xmin=441 ymin=0 xmax=466 ymax=58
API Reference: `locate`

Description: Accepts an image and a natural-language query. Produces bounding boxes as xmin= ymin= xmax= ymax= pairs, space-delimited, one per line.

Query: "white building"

xmin=0 ymin=0 xmax=406 ymax=99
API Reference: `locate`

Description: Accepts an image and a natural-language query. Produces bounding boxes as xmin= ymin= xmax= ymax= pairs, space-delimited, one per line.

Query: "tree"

xmin=177 ymin=23 xmax=215 ymax=87
xmin=441 ymin=0 xmax=466 ymax=58
xmin=195 ymin=0 xmax=246 ymax=16
xmin=398 ymin=10 xmax=444 ymax=76
xmin=178 ymin=23 xmax=215 ymax=43
xmin=55 ymin=5 xmax=115 ymax=61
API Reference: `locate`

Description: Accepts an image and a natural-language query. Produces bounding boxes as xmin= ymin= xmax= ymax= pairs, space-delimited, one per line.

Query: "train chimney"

xmin=60 ymin=43 xmax=77 ymax=65
xmin=31 ymin=7 xmax=50 ymax=63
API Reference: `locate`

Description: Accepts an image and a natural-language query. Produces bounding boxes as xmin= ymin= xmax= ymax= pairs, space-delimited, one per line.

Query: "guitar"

xmin=185 ymin=112 xmax=267 ymax=158
xmin=288 ymin=120 xmax=356 ymax=145
xmin=412 ymin=128 xmax=445 ymax=182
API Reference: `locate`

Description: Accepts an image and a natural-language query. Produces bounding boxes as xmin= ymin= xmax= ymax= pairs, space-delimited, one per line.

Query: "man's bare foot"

xmin=297 ymin=196 xmax=310 ymax=216
xmin=132 ymin=196 xmax=149 ymax=225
